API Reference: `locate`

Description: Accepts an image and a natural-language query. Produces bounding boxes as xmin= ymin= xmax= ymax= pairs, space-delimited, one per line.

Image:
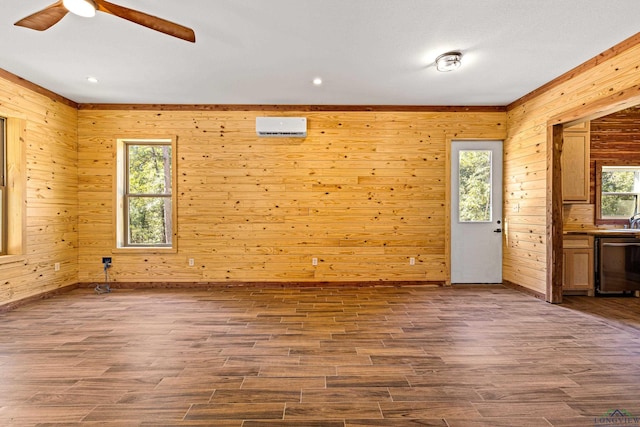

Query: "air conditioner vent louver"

xmin=259 ymin=131 xmax=302 ymax=136
xmin=256 ymin=117 xmax=307 ymax=137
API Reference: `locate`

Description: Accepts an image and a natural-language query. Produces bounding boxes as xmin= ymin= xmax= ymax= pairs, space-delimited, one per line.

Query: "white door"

xmin=451 ymin=140 xmax=503 ymax=283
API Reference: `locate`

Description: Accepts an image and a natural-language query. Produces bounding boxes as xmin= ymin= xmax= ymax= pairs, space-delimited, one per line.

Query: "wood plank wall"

xmin=589 ymin=106 xmax=640 ymax=201
xmin=2 ymin=34 xmax=639 ymax=305
xmin=505 ymin=40 xmax=640 ymax=295
xmin=0 ymin=76 xmax=78 ymax=306
xmin=562 ymin=106 xmax=640 ymax=230
xmin=77 ymin=110 xmax=505 ymax=285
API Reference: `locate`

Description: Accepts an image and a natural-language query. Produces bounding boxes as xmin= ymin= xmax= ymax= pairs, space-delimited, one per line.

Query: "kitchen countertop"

xmin=564 ymin=229 xmax=640 ymax=237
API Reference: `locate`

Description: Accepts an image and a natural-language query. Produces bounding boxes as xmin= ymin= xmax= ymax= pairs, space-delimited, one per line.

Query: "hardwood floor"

xmin=1 ymin=285 xmax=640 ymax=426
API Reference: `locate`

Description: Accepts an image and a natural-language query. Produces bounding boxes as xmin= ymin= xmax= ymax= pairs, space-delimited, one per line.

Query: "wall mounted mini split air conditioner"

xmin=256 ymin=117 xmax=307 ymax=137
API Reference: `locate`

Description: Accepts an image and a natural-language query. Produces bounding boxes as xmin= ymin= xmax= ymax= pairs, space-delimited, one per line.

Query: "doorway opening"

xmin=549 ymin=89 xmax=640 ymax=303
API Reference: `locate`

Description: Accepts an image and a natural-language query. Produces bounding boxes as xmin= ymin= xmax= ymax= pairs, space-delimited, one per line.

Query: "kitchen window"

xmin=116 ymin=138 xmax=176 ymax=249
xmin=596 ymin=162 xmax=640 ymax=223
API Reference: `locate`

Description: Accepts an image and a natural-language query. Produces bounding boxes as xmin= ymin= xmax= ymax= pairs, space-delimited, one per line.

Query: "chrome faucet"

xmin=629 ymin=213 xmax=640 ymax=229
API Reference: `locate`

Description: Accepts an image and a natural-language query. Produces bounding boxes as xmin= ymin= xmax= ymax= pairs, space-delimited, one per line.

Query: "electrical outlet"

xmin=102 ymin=257 xmax=112 ymax=265
xmin=188 ymin=258 xmax=195 ymax=266
xmin=409 ymin=257 xmax=415 ymax=266
xmin=312 ymin=257 xmax=318 ymax=266
xmin=54 ymin=262 xmax=60 ymax=271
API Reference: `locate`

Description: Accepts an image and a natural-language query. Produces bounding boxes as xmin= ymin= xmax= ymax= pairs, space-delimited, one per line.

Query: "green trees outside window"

xmin=125 ymin=143 xmax=172 ymax=246
xmin=458 ymin=150 xmax=492 ymax=222
xmin=601 ymin=166 xmax=640 ymax=219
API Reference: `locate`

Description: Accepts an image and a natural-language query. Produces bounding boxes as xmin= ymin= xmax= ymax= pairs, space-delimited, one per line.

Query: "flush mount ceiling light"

xmin=63 ymin=0 xmax=96 ymax=17
xmin=435 ymin=51 xmax=462 ymax=72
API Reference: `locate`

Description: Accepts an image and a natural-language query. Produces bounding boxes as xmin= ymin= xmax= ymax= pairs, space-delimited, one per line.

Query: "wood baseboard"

xmin=502 ymin=280 xmax=547 ymax=302
xmin=0 ymin=284 xmax=80 ymax=313
xmin=77 ymin=281 xmax=445 ymax=290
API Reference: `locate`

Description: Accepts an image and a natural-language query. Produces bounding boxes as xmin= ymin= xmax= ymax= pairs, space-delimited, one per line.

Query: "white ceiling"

xmin=1 ymin=0 xmax=639 ymax=106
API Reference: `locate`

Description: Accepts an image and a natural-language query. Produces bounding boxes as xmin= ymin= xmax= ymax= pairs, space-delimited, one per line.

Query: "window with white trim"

xmin=117 ymin=139 xmax=175 ymax=248
xmin=599 ymin=165 xmax=640 ymax=220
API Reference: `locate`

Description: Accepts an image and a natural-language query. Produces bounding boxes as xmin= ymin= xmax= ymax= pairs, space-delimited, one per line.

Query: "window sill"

xmin=595 ymin=219 xmax=629 ymax=226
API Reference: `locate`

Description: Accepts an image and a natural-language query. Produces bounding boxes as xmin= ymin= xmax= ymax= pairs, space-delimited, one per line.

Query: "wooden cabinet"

xmin=563 ymin=235 xmax=594 ymax=295
xmin=562 ymin=121 xmax=590 ymax=203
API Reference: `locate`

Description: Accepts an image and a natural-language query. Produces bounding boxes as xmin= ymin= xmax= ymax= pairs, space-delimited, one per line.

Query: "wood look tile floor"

xmin=1 ymin=285 xmax=640 ymax=426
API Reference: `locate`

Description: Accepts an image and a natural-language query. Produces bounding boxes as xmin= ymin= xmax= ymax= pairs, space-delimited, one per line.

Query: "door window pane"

xmin=458 ymin=150 xmax=492 ymax=222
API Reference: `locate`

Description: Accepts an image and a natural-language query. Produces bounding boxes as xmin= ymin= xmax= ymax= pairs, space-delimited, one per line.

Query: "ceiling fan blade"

xmin=95 ymin=0 xmax=196 ymax=43
xmin=14 ymin=1 xmax=68 ymax=31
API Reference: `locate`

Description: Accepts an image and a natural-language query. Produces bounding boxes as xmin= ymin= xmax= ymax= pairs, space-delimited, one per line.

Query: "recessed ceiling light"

xmin=87 ymin=76 xmax=99 ymax=83
xmin=312 ymin=77 xmax=323 ymax=86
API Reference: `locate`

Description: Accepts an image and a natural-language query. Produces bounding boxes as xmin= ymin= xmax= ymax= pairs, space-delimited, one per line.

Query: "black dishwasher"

xmin=596 ymin=236 xmax=640 ymax=295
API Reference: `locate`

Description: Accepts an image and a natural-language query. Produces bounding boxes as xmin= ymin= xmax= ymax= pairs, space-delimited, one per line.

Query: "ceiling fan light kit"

xmin=63 ymin=0 xmax=96 ymax=17
xmin=436 ymin=51 xmax=462 ymax=72
xmin=15 ymin=0 xmax=196 ymax=42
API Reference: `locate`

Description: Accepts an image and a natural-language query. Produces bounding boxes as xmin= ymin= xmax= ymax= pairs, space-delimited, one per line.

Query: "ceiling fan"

xmin=15 ymin=0 xmax=196 ymax=43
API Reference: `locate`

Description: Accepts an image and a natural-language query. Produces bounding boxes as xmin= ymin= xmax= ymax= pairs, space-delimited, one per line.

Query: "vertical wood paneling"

xmin=0 ymin=77 xmax=78 ymax=307
xmin=505 ymin=41 xmax=640 ymax=298
xmin=77 ymin=110 xmax=505 ymax=284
